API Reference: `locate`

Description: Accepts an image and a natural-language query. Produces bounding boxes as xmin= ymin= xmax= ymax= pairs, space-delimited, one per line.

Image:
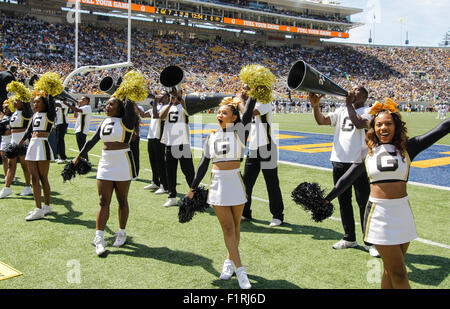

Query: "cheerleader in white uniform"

xmin=0 ymin=97 xmax=32 ymax=199
xmin=73 ymin=97 xmax=137 ymax=256
xmin=185 ymin=93 xmax=256 ymax=289
xmin=324 ymin=99 xmax=450 ymax=289
xmin=0 ymin=100 xmax=12 ymax=180
xmin=21 ymin=93 xmax=56 ymax=221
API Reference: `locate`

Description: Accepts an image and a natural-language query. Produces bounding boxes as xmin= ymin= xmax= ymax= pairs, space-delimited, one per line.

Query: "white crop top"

xmin=10 ymin=110 xmax=31 ymax=130
xmin=365 ymin=144 xmax=410 ymax=184
xmin=205 ymin=129 xmax=246 ymax=163
xmin=99 ymin=117 xmax=134 ymax=144
xmin=31 ymin=112 xmax=54 ymax=133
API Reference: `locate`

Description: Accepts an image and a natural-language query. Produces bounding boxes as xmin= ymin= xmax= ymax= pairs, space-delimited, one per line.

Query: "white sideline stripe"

xmin=69 ymin=148 xmax=101 ymax=158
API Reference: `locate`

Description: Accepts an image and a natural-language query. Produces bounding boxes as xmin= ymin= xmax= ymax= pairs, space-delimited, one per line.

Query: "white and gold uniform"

xmin=0 ymin=114 xmax=11 ymax=151
xmin=10 ymin=109 xmax=31 ymax=144
xmin=25 ymin=112 xmax=55 ymax=161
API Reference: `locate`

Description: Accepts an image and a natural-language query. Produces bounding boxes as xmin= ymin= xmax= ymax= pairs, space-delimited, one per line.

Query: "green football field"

xmin=0 ymin=112 xmax=448 ymax=290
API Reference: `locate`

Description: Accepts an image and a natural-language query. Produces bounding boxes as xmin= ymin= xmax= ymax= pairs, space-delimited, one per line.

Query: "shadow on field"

xmin=108 ymin=237 xmax=219 ymax=277
xmin=405 ymin=253 xmax=450 ymax=286
xmin=240 ymin=219 xmax=342 ymax=241
xmin=211 ymin=274 xmax=301 ymax=289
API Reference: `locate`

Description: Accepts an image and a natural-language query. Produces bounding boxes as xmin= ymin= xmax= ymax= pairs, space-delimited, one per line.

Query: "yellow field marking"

xmin=275 ymin=134 xmax=305 ymax=140
xmin=411 ymin=156 xmax=450 ymax=168
xmin=0 ymin=261 xmax=22 ymax=281
xmin=279 ymin=143 xmax=333 ymax=153
xmin=189 ymin=129 xmax=217 ymax=134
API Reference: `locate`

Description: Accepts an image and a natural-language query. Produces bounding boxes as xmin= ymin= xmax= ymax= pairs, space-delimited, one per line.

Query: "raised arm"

xmin=121 ymin=100 xmax=137 ymax=130
xmin=62 ymin=100 xmax=82 ymax=113
xmin=309 ymin=93 xmax=331 ymax=125
xmin=407 ymin=118 xmax=450 ymax=161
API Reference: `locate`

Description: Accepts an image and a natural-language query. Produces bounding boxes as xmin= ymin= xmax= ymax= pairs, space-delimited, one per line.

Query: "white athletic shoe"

xmin=0 ymin=187 xmax=12 ymax=199
xmin=364 ymin=245 xmax=380 ymax=257
xmin=25 ymin=208 xmax=45 ymax=221
xmin=219 ymin=259 xmax=235 ymax=280
xmin=20 ymin=186 xmax=33 ymax=196
xmin=332 ymin=239 xmax=358 ymax=250
xmin=113 ymin=230 xmax=127 ymax=247
xmin=163 ymin=198 xmax=178 ymax=207
xmin=144 ymin=183 xmax=159 ymax=190
xmin=55 ymin=159 xmax=66 ymax=164
xmin=269 ymin=218 xmax=282 ymax=227
xmin=93 ymin=236 xmax=107 ymax=256
xmin=42 ymin=205 xmax=52 ymax=215
xmin=154 ymin=186 xmax=168 ymax=194
xmin=235 ymin=267 xmax=252 ymax=289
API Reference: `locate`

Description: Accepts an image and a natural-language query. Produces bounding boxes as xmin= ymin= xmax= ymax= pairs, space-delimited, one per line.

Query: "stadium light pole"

xmin=75 ymin=0 xmax=79 ymax=69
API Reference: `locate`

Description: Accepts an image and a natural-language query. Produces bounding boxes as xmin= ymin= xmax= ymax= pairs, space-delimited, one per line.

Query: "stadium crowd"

xmin=0 ymin=10 xmax=448 ymax=105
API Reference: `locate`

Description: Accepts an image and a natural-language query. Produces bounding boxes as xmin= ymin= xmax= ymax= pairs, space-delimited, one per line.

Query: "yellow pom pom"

xmin=33 ymin=72 xmax=64 ymax=97
xmin=113 ymin=70 xmax=148 ymax=102
xmin=6 ymin=81 xmax=32 ymax=103
xmin=6 ymin=96 xmax=17 ymax=113
xmin=239 ymin=64 xmax=275 ymax=104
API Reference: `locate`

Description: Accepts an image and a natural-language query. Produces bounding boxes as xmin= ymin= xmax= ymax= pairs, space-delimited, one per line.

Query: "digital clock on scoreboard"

xmin=155 ymin=8 xmax=223 ymax=22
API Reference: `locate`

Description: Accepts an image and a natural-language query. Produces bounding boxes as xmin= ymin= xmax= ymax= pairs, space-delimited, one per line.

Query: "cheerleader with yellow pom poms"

xmin=17 ymin=73 xmax=62 ymax=221
xmin=70 ymin=70 xmax=145 ymax=256
xmin=0 ymin=82 xmax=33 ymax=199
xmin=0 ymin=99 xmax=13 ymax=181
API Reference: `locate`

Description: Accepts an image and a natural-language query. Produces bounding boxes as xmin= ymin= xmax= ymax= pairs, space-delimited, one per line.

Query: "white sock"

xmin=95 ymin=230 xmax=104 ymax=238
xmin=118 ymin=229 xmax=126 ymax=234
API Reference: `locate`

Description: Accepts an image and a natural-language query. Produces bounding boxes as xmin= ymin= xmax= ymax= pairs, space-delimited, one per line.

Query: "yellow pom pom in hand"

xmin=113 ymin=70 xmax=148 ymax=103
xmin=6 ymin=81 xmax=32 ymax=103
xmin=33 ymin=72 xmax=64 ymax=97
xmin=239 ymin=64 xmax=275 ymax=104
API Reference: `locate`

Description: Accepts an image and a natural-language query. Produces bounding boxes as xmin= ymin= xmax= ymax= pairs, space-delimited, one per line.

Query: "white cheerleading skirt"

xmin=97 ymin=148 xmax=136 ymax=181
xmin=11 ymin=131 xmax=26 ymax=144
xmin=363 ymin=196 xmax=418 ymax=245
xmin=207 ymin=168 xmax=247 ymax=206
xmin=25 ymin=137 xmax=54 ymax=161
xmin=1 ymin=135 xmax=11 ymax=151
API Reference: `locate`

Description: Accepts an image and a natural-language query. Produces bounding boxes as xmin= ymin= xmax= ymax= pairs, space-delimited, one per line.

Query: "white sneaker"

xmin=25 ymin=208 xmax=44 ymax=221
xmin=93 ymin=236 xmax=107 ymax=256
xmin=219 ymin=259 xmax=235 ymax=280
xmin=269 ymin=218 xmax=282 ymax=227
xmin=20 ymin=186 xmax=33 ymax=196
xmin=42 ymin=205 xmax=52 ymax=215
xmin=0 ymin=187 xmax=12 ymax=199
xmin=235 ymin=267 xmax=251 ymax=289
xmin=154 ymin=186 xmax=168 ymax=194
xmin=55 ymin=159 xmax=66 ymax=164
xmin=163 ymin=197 xmax=178 ymax=207
xmin=144 ymin=183 xmax=159 ymax=190
xmin=365 ymin=245 xmax=380 ymax=257
xmin=332 ymin=239 xmax=358 ymax=250
xmin=113 ymin=230 xmax=127 ymax=247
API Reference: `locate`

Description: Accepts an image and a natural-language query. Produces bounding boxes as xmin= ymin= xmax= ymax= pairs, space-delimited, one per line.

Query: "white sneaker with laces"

xmin=269 ymin=218 xmax=282 ymax=227
xmin=332 ymin=239 xmax=358 ymax=249
xmin=365 ymin=245 xmax=380 ymax=257
xmin=235 ymin=267 xmax=251 ymax=289
xmin=154 ymin=186 xmax=168 ymax=194
xmin=163 ymin=197 xmax=178 ymax=207
xmin=113 ymin=230 xmax=127 ymax=247
xmin=93 ymin=236 xmax=107 ymax=256
xmin=42 ymin=205 xmax=52 ymax=215
xmin=219 ymin=259 xmax=235 ymax=280
xmin=0 ymin=187 xmax=12 ymax=199
xmin=25 ymin=208 xmax=45 ymax=221
xmin=144 ymin=183 xmax=159 ymax=190
xmin=20 ymin=186 xmax=33 ymax=196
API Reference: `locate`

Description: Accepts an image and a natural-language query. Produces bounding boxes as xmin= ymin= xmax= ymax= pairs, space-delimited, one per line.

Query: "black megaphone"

xmin=183 ymin=93 xmax=231 ymax=116
xmin=99 ymin=76 xmax=123 ymax=96
xmin=56 ymin=87 xmax=79 ymax=105
xmin=287 ymin=60 xmax=348 ymax=97
xmin=160 ymin=65 xmax=184 ymax=92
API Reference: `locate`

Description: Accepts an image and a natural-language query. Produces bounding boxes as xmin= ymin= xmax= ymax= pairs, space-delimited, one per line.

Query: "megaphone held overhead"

xmin=55 ymin=87 xmax=78 ymax=105
xmin=160 ymin=65 xmax=184 ymax=92
xmin=183 ymin=93 xmax=232 ymax=116
xmin=99 ymin=76 xmax=123 ymax=96
xmin=287 ymin=60 xmax=348 ymax=97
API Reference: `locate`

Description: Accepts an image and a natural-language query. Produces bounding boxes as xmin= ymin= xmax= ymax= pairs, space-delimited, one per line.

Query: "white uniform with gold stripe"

xmin=363 ymin=144 xmax=417 ymax=245
xmin=206 ymin=129 xmax=247 ymax=206
xmin=25 ymin=112 xmax=54 ymax=161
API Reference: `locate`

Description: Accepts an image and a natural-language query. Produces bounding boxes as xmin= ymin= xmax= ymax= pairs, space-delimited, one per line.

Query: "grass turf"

xmin=0 ymin=111 xmax=448 ymax=289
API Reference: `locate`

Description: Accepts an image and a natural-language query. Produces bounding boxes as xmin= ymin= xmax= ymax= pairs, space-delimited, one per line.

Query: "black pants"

xmin=165 ymin=144 xmax=195 ymax=198
xmin=242 ymin=147 xmax=284 ymax=222
xmin=148 ymin=138 xmax=167 ymax=189
xmin=76 ymin=132 xmax=88 ymax=160
xmin=55 ymin=123 xmax=68 ymax=160
xmin=130 ymin=137 xmax=140 ymax=177
xmin=332 ymin=161 xmax=371 ymax=245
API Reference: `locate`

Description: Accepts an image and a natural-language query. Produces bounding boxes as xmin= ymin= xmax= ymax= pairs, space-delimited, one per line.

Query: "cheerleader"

xmin=1 ymin=100 xmax=12 ymax=181
xmin=21 ymin=93 xmax=56 ymax=221
xmin=185 ymin=93 xmax=256 ymax=289
xmin=0 ymin=97 xmax=32 ymax=199
xmin=72 ymin=96 xmax=137 ymax=256
xmin=323 ymin=99 xmax=449 ymax=289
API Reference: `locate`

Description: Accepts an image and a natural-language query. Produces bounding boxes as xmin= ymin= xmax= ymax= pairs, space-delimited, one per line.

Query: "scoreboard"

xmin=155 ymin=8 xmax=223 ymax=23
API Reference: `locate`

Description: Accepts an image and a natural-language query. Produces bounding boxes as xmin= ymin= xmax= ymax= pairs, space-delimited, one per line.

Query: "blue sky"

xmin=325 ymin=0 xmax=449 ymax=47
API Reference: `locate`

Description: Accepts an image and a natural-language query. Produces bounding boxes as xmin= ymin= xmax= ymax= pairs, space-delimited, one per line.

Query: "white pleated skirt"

xmin=25 ymin=137 xmax=54 ymax=161
xmin=0 ymin=135 xmax=11 ymax=151
xmin=207 ymin=168 xmax=247 ymax=206
xmin=364 ymin=196 xmax=418 ymax=245
xmin=97 ymin=148 xmax=136 ymax=181
xmin=11 ymin=131 xmax=26 ymax=144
